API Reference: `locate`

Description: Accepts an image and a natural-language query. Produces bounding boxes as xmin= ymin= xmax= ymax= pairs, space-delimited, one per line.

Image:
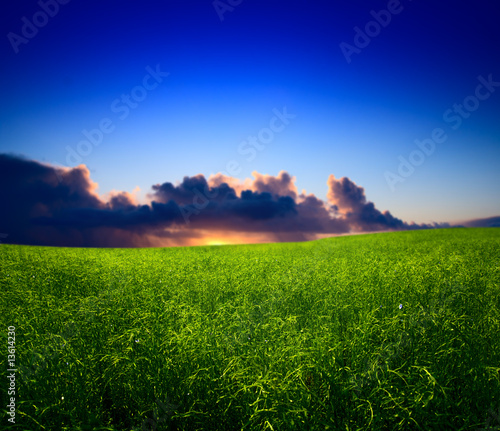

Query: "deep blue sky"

xmin=1 ymin=0 xmax=499 ymax=226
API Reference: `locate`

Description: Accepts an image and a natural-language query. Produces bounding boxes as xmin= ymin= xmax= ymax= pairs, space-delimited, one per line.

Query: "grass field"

xmin=1 ymin=227 xmax=500 ymax=430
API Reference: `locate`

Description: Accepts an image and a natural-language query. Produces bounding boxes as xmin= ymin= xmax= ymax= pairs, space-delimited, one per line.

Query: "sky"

xmin=1 ymin=0 xmax=499 ymax=247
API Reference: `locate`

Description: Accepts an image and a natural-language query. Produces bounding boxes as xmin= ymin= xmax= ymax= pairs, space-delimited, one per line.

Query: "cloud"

xmin=207 ymin=170 xmax=298 ymax=199
xmin=103 ymin=186 xmax=141 ymax=209
xmin=0 ymin=153 xmax=484 ymax=248
xmin=327 ymin=174 xmax=409 ymax=231
xmin=249 ymin=171 xmax=299 ymax=199
xmin=461 ymin=216 xmax=500 ymax=228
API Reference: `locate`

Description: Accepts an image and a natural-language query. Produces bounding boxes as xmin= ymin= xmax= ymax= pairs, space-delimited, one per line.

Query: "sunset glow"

xmin=1 ymin=1 xmax=499 ymax=247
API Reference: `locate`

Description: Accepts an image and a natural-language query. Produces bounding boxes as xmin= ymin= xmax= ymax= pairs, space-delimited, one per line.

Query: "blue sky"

xmin=1 ymin=0 xmax=499 ymax=246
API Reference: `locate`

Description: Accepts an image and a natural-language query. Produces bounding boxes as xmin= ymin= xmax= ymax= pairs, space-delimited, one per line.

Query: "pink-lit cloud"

xmin=0 ymin=154 xmax=477 ymax=247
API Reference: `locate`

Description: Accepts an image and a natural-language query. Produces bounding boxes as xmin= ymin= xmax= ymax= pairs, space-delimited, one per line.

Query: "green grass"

xmin=1 ymin=227 xmax=500 ymax=430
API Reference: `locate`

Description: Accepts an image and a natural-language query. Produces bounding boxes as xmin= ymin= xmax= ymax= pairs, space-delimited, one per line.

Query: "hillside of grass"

xmin=1 ymin=227 xmax=500 ymax=430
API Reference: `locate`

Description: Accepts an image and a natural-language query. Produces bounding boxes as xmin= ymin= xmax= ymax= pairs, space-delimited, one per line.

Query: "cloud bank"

xmin=0 ymin=153 xmax=484 ymax=248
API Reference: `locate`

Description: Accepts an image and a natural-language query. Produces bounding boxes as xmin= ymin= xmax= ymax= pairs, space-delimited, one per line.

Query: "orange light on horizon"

xmin=201 ymin=232 xmax=272 ymax=247
xmin=206 ymin=240 xmax=229 ymax=246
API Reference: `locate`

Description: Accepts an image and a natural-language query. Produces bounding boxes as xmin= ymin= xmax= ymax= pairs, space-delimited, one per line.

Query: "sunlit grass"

xmin=1 ymin=227 xmax=499 ymax=430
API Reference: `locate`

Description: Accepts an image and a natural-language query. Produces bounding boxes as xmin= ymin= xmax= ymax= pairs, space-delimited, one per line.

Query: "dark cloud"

xmin=1 ymin=154 xmax=488 ymax=247
xmin=0 ymin=154 xmax=107 ymax=246
xmin=327 ymin=175 xmax=410 ymax=231
xmin=151 ymin=174 xmax=235 ymax=206
xmin=0 ymin=154 xmax=304 ymax=246
xmin=462 ymin=216 xmax=500 ymax=228
xmin=251 ymin=171 xmax=298 ymax=199
xmin=151 ymin=175 xmax=238 ymax=212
